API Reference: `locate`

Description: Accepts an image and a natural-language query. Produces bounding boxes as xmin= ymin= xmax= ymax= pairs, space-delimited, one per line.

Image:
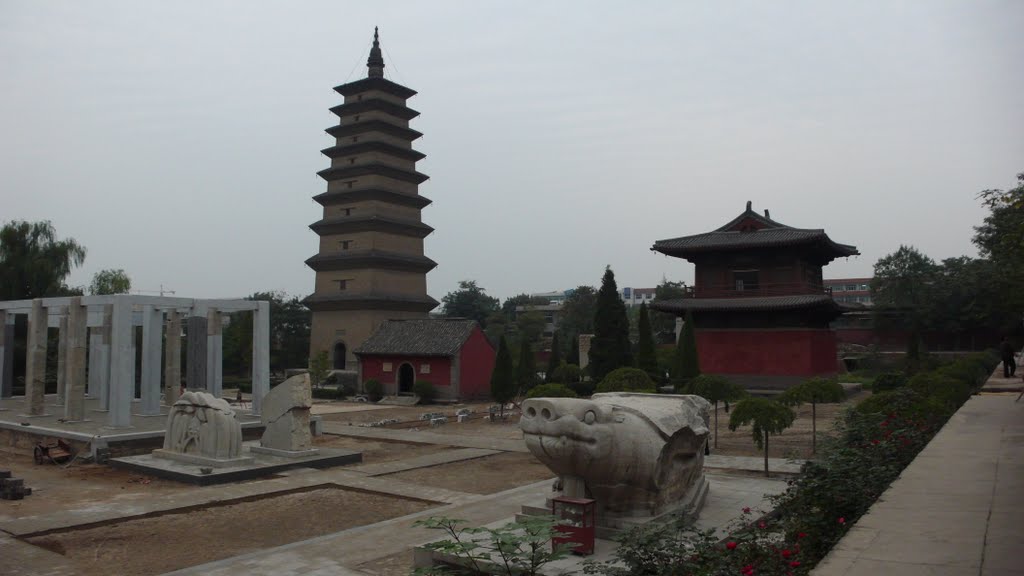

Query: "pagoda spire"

xmin=367 ymin=26 xmax=385 ymax=78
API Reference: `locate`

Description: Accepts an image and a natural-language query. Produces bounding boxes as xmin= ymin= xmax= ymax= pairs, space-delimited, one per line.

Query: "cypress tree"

xmin=589 ymin=266 xmax=633 ymax=382
xmin=672 ymin=309 xmax=701 ymax=386
xmin=566 ymin=334 xmax=580 ymax=366
xmin=490 ymin=335 xmax=515 ymax=416
xmin=516 ymin=338 xmax=538 ymax=392
xmin=636 ymin=302 xmax=658 ymax=381
xmin=545 ymin=332 xmax=562 ymax=382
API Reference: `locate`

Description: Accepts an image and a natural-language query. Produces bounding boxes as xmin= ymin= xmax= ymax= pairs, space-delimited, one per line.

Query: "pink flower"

xmin=838 ymin=517 xmax=846 ymax=525
xmin=758 ymin=521 xmax=767 ymax=529
xmin=726 ymin=541 xmax=737 ymax=550
xmin=871 ymin=439 xmax=880 ymax=445
xmin=781 ymin=549 xmax=792 ymax=558
xmin=797 ymin=532 xmax=808 ymax=539
xmin=790 ymin=561 xmax=801 ymax=567
xmin=743 ymin=507 xmax=751 ymax=514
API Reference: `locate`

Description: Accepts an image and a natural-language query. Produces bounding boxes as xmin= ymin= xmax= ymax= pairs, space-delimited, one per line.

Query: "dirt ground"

xmin=26 ymin=487 xmax=436 ymax=576
xmin=316 ymin=401 xmax=498 ymax=426
xmin=0 ymin=449 xmax=191 ymax=522
xmin=312 ymin=434 xmax=453 ymax=463
xmin=710 ymin=391 xmax=871 ymax=459
xmin=385 ymin=451 xmax=554 ymax=495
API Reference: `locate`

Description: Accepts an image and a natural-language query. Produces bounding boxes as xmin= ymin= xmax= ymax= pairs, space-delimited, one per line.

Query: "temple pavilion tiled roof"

xmin=651 ymin=294 xmax=843 ymax=314
xmin=652 ymin=202 xmax=859 ymax=262
xmin=354 ymin=318 xmax=480 ymax=357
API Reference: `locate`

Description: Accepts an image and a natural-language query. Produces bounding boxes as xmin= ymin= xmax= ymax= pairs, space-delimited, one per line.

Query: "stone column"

xmin=87 ymin=326 xmax=100 ymax=397
xmin=164 ymin=310 xmax=181 ymax=406
xmin=186 ymin=315 xmax=207 ymax=391
xmin=206 ymin=308 xmax=223 ymax=398
xmin=64 ymin=297 xmax=87 ymax=421
xmin=56 ymin=313 xmax=68 ymax=404
xmin=24 ymin=299 xmax=48 ymax=416
xmin=139 ymin=305 xmax=163 ymax=415
xmin=107 ymin=297 xmax=133 ymax=428
xmin=251 ymin=301 xmax=270 ymax=415
xmin=1 ymin=318 xmax=12 ymax=399
xmin=97 ymin=307 xmax=112 ymax=411
xmin=0 ymin=310 xmax=7 ymax=409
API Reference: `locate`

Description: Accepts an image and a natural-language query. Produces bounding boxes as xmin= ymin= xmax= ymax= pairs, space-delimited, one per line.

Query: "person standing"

xmin=1000 ymin=336 xmax=1017 ymax=378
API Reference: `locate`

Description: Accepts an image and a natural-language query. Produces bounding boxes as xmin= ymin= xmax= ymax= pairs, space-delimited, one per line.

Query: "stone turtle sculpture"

xmin=162 ymin=390 xmax=244 ymax=461
xmin=520 ymin=392 xmax=710 ymax=516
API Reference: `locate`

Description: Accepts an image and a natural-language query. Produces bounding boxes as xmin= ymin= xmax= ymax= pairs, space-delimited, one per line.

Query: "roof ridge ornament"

xmin=746 ymin=200 xmax=752 ymax=211
xmin=367 ymin=26 xmax=385 ymax=78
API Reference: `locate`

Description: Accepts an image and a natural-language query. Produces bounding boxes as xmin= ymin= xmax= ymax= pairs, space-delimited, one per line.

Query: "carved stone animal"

xmin=520 ymin=392 xmax=710 ymax=516
xmin=163 ymin=391 xmax=243 ymax=460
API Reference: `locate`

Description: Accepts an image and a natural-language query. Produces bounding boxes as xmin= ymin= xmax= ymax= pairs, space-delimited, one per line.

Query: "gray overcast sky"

xmin=2 ymin=1 xmax=1022 ymax=303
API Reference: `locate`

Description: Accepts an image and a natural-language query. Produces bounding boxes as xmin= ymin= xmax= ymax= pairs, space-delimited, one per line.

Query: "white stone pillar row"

xmin=107 ymin=297 xmax=134 ymax=428
xmin=251 ymin=301 xmax=270 ymax=416
xmin=0 ymin=309 xmax=7 ymax=410
xmin=24 ymin=299 xmax=48 ymax=416
xmin=97 ymin=307 xmax=112 ymax=411
xmin=64 ymin=297 xmax=87 ymax=421
xmin=140 ymin=305 xmax=163 ymax=415
xmin=56 ymin=313 xmax=68 ymax=404
xmin=164 ymin=310 xmax=182 ymax=406
xmin=206 ymin=308 xmax=223 ymax=399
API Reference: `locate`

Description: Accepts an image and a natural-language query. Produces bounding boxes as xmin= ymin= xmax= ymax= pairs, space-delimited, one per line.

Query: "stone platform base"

xmin=151 ymin=449 xmax=255 ymax=468
xmin=249 ymin=445 xmax=320 ymax=458
xmin=516 ymin=474 xmax=710 ymax=540
xmin=110 ymin=444 xmax=361 ymax=486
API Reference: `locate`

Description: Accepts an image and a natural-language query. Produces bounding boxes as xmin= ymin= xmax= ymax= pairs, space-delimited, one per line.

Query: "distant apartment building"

xmin=621 ymin=287 xmax=656 ymax=307
xmin=825 ymin=278 xmax=873 ymax=306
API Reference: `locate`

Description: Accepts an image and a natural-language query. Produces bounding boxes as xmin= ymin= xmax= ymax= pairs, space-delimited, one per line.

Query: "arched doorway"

xmin=398 ymin=363 xmax=415 ymax=393
xmin=333 ymin=342 xmax=346 ymax=370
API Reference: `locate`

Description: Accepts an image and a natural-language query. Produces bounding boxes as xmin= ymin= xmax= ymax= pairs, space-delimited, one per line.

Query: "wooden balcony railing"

xmin=684 ymin=283 xmax=833 ymax=299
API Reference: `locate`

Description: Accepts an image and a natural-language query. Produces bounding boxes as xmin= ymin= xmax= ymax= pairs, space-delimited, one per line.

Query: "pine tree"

xmin=566 ymin=334 xmax=580 ymax=366
xmin=672 ymin=309 xmax=700 ymax=386
xmin=545 ymin=332 xmax=562 ymax=383
xmin=635 ymin=302 xmax=658 ymax=381
xmin=516 ymin=338 xmax=538 ymax=392
xmin=490 ymin=335 xmax=515 ymax=416
xmin=589 ymin=267 xmax=633 ymax=382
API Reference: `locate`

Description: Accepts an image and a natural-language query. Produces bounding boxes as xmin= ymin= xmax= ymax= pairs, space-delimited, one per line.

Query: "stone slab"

xmin=249 ymin=446 xmax=320 ymax=458
xmin=151 ymin=448 xmax=255 ymax=468
xmin=109 ymin=446 xmax=361 ymax=486
xmin=351 ymin=447 xmax=500 ymax=476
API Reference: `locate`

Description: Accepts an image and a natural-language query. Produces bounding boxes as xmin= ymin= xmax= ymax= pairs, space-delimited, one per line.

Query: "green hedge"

xmin=595 ymin=367 xmax=656 ymax=394
xmin=413 ymin=380 xmax=437 ymax=404
xmin=526 ymin=383 xmax=578 ymax=399
xmin=364 ymin=379 xmax=384 ymax=402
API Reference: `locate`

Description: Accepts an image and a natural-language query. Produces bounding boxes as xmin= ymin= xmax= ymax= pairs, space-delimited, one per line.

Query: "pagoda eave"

xmin=321 ymin=141 xmax=425 ymax=162
xmin=305 ymin=251 xmax=438 ymax=273
xmin=651 ymin=295 xmax=844 ymax=315
xmin=318 ymin=164 xmax=429 ymax=185
xmin=334 ymin=77 xmax=417 ymax=99
xmin=304 ymin=293 xmax=439 ymax=313
xmin=309 ymin=216 xmax=434 ymax=238
xmin=325 ymin=120 xmax=423 ymax=141
xmin=313 ymin=188 xmax=432 ymax=209
xmin=329 ymin=99 xmax=420 ymax=120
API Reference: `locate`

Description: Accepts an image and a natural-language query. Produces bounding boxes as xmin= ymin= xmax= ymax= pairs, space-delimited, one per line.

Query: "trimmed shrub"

xmin=872 ymin=372 xmax=908 ymax=392
xmin=856 ymin=387 xmax=945 ymax=423
xmin=312 ymin=387 xmax=341 ymax=400
xmin=908 ymin=372 xmax=970 ymax=413
xmin=364 ymin=379 xmax=384 ymax=402
xmin=569 ymin=378 xmax=596 ymax=398
xmin=596 ymin=367 xmax=656 ymax=394
xmin=551 ymin=363 xmax=582 ymax=384
xmin=413 ymin=380 xmax=437 ymax=404
xmin=526 ymin=383 xmax=579 ymax=399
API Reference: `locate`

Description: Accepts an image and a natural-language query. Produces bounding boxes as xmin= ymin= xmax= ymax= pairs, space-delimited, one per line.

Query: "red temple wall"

xmin=696 ymin=329 xmax=838 ymax=377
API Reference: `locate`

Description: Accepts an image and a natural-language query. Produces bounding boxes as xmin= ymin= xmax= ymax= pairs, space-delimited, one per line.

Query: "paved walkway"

xmin=812 ymin=392 xmax=1024 ymax=575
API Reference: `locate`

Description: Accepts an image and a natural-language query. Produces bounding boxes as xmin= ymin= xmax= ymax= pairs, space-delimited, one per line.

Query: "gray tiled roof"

xmin=354 ymin=318 xmax=479 ymax=356
xmin=652 ymin=206 xmax=858 ymax=259
xmin=651 ymin=294 xmax=841 ymax=313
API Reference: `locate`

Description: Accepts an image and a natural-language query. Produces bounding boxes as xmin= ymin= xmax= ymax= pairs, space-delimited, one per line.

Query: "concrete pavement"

xmin=812 ymin=392 xmax=1024 ymax=575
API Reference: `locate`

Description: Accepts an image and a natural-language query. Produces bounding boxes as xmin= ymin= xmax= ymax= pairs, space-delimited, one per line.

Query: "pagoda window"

xmin=341 ymin=207 xmax=354 ymax=216
xmin=352 ymin=136 xmax=359 ymax=142
xmin=354 ymin=115 xmax=361 ymax=122
xmin=340 ymin=240 xmax=352 ymax=250
xmin=733 ymin=270 xmax=760 ymax=292
xmin=337 ymin=279 xmax=351 ymax=291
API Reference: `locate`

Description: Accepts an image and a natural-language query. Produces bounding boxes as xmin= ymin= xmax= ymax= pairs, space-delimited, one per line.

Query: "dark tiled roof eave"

xmin=329 ymin=99 xmax=420 ymax=121
xmin=309 ymin=215 xmax=434 ymax=238
xmin=354 ymin=318 xmax=482 ymax=356
xmin=303 ymin=293 xmax=439 ymax=313
xmin=650 ymin=294 xmax=843 ymax=313
xmin=652 ymin=229 xmax=859 ymax=259
xmin=321 ymin=141 xmax=426 ymax=162
xmin=334 ymin=77 xmax=417 ymax=99
xmin=325 ymin=120 xmax=423 ymax=142
xmin=318 ymin=163 xmax=429 ymax=185
xmin=304 ymin=250 xmax=437 ymax=273
xmin=312 ymin=188 xmax=432 ymax=209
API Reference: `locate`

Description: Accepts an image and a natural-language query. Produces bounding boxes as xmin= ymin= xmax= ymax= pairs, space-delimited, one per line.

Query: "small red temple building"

xmin=651 ymin=202 xmax=859 ymax=389
xmin=355 ymin=318 xmax=495 ymax=401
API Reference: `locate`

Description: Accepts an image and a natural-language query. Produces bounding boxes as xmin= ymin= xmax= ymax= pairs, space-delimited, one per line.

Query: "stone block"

xmin=259 ymin=373 xmax=316 ymax=454
xmin=457 ymin=414 xmax=469 ymax=423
